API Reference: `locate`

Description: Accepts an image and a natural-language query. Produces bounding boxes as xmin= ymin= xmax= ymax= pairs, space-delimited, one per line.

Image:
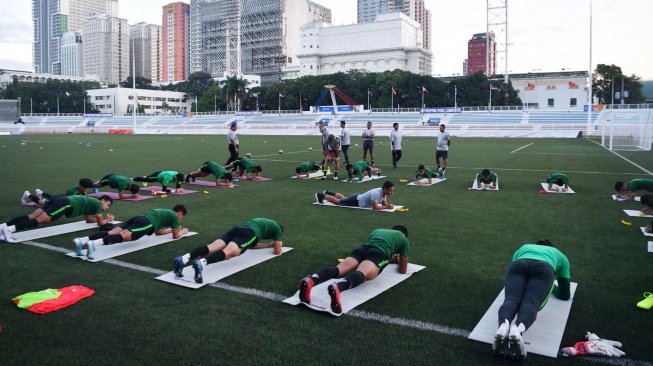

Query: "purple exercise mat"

xmin=186 ymin=180 xmax=240 ymax=188
xmin=233 ymin=175 xmax=272 ymax=181
xmin=88 ymin=192 xmax=155 ymax=201
xmin=139 ymin=186 xmax=199 ymax=195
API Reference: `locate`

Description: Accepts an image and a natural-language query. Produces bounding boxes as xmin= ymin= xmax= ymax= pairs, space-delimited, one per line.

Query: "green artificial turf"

xmin=0 ymin=134 xmax=651 ymax=365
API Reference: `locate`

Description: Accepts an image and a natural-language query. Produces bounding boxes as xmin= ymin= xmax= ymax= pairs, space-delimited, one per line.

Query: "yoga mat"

xmin=88 ymin=192 xmax=155 ymax=201
xmin=312 ymin=201 xmax=403 ymax=213
xmin=640 ymin=227 xmax=653 ymax=237
xmin=156 ymin=247 xmax=293 ymax=289
xmin=139 ymin=186 xmax=199 ymax=195
xmin=539 ymin=183 xmax=575 ymax=193
xmin=623 ymin=210 xmax=652 ymax=218
xmin=471 ymin=179 xmax=500 ymax=191
xmin=283 ymin=263 xmax=425 ymax=316
xmin=233 ymin=175 xmax=272 ymax=181
xmin=8 ymin=221 xmax=121 ymax=243
xmin=407 ymin=178 xmax=447 ymax=186
xmin=612 ymin=195 xmax=641 ymax=202
xmin=185 ymin=180 xmax=239 ymax=189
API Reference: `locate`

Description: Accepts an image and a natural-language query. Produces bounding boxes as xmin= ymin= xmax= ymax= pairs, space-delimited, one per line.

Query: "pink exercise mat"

xmin=88 ymin=192 xmax=155 ymax=201
xmin=139 ymin=186 xmax=199 ymax=195
xmin=186 ymin=180 xmax=240 ymax=188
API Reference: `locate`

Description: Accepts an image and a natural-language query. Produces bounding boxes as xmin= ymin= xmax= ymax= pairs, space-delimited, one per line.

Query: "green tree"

xmin=197 ymin=85 xmax=224 ymax=112
xmin=219 ymin=75 xmax=249 ymax=111
xmin=592 ymin=64 xmax=645 ymax=105
xmin=120 ymin=76 xmax=157 ymax=90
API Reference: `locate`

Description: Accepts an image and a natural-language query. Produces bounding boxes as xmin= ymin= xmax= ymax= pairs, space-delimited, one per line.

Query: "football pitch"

xmin=0 ymin=134 xmax=651 ymax=365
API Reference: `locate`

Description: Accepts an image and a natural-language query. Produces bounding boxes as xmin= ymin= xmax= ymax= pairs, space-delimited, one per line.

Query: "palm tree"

xmin=221 ymin=75 xmax=249 ymax=111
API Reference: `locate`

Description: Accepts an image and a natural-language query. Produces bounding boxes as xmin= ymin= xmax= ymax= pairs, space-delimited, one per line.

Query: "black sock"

xmin=189 ymin=246 xmax=210 ymax=259
xmin=16 ymin=218 xmax=38 ymax=231
xmin=338 ymin=270 xmax=365 ymax=291
xmin=29 ymin=195 xmax=40 ymax=204
xmin=313 ymin=266 xmax=339 ymax=285
xmin=103 ymin=234 xmax=124 ymax=245
xmin=89 ymin=232 xmax=109 ymax=240
xmin=334 ymin=172 xmax=338 ymax=177
xmin=42 ymin=192 xmax=52 ymax=199
xmin=133 ymin=177 xmax=146 ymax=182
xmin=7 ymin=215 xmax=28 ymax=226
xmin=324 ymin=191 xmax=336 ymax=197
xmin=205 ymin=250 xmax=226 ymax=265
xmin=371 ymin=160 xmax=375 ymax=166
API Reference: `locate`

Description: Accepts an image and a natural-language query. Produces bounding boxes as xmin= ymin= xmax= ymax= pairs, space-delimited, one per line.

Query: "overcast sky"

xmin=1 ymin=0 xmax=651 ymax=79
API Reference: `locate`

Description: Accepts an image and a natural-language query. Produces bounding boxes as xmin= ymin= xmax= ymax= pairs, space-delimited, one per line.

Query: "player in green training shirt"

xmin=72 ymin=205 xmax=189 ymax=260
xmin=94 ymin=174 xmax=140 ymax=199
xmin=295 ymin=161 xmax=322 ymax=179
xmin=186 ymin=161 xmax=234 ymax=187
xmin=226 ymin=157 xmax=263 ymax=180
xmin=173 ymin=218 xmax=284 ymax=283
xmin=21 ymin=178 xmax=95 ymax=206
xmin=413 ymin=164 xmax=438 ymax=185
xmin=133 ymin=171 xmax=185 ymax=193
xmin=0 ymin=195 xmax=114 ymax=243
xmin=546 ymin=172 xmax=569 ymax=192
xmin=615 ymin=178 xmax=653 ymax=201
xmin=476 ymin=169 xmax=498 ymax=190
xmin=345 ymin=160 xmax=381 ymax=182
xmin=298 ymin=225 xmax=409 ymax=314
xmin=493 ymin=240 xmax=571 ymax=360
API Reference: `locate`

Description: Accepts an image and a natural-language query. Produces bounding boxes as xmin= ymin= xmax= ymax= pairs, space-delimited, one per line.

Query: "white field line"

xmin=20 ymin=240 xmax=652 ymax=366
xmin=587 ymin=139 xmax=653 ymax=176
xmin=510 ymin=143 xmax=533 ymax=154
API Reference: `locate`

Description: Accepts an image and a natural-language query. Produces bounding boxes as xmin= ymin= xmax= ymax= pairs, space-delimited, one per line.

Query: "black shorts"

xmin=119 ymin=216 xmax=155 ymax=240
xmin=348 ymin=245 xmax=390 ymax=270
xmin=436 ymin=150 xmax=448 ymax=161
xmin=338 ymin=194 xmax=360 ymax=207
xmin=98 ymin=174 xmax=116 ymax=187
xmin=363 ymin=140 xmax=374 ymax=152
xmin=220 ymin=226 xmax=258 ymax=253
xmin=200 ymin=162 xmax=212 ymax=174
xmin=43 ymin=196 xmax=73 ymax=221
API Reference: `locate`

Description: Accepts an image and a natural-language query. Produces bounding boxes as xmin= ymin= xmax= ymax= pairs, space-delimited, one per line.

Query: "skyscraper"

xmin=131 ymin=22 xmax=163 ymax=83
xmin=357 ymin=0 xmax=431 ymax=51
xmin=467 ymin=32 xmax=496 ymax=76
xmin=32 ymin=0 xmax=118 ymax=74
xmin=82 ymin=14 xmax=129 ymax=85
xmin=61 ymin=31 xmax=83 ymax=77
xmin=162 ymin=2 xmax=190 ymax=82
xmin=189 ymin=0 xmax=331 ymax=86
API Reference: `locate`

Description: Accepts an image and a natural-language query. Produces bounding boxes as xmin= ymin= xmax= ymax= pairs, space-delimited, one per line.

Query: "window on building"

xmin=548 ymin=98 xmax=554 ymax=107
xmin=570 ymin=98 xmax=577 ymax=107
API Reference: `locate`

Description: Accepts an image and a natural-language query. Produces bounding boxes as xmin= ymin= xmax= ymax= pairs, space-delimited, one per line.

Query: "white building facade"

xmin=61 ymin=32 xmax=84 ymax=77
xmin=82 ymin=14 xmax=130 ymax=85
xmin=510 ymin=71 xmax=590 ymax=109
xmin=130 ymin=23 xmax=162 ymax=83
xmin=296 ymin=12 xmax=432 ymax=77
xmin=87 ymin=88 xmax=192 ymax=116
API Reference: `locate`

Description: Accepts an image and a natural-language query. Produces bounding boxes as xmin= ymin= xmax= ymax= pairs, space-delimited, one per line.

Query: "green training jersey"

xmin=108 ymin=175 xmax=134 ymax=191
xmin=415 ymin=167 xmax=437 ymax=179
xmin=203 ymin=161 xmax=228 ymax=178
xmin=235 ymin=158 xmax=258 ymax=173
xmin=352 ymin=160 xmax=370 ymax=180
xmin=156 ymin=171 xmax=178 ymax=186
xmin=365 ymin=228 xmax=410 ymax=259
xmin=297 ymin=161 xmax=321 ymax=173
xmin=477 ymin=170 xmax=497 ymax=183
xmin=243 ymin=218 xmax=282 ymax=241
xmin=547 ymin=173 xmax=568 ymax=185
xmin=67 ymin=196 xmax=103 ymax=217
xmin=142 ymin=208 xmax=180 ymax=231
xmin=628 ymin=179 xmax=653 ymax=193
xmin=513 ymin=244 xmax=570 ymax=280
xmin=64 ymin=186 xmax=83 ymax=196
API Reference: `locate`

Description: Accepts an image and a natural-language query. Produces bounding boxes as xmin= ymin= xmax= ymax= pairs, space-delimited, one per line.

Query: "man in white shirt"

xmin=362 ymin=121 xmax=375 ymax=166
xmin=340 ymin=120 xmax=351 ymax=165
xmin=226 ymin=122 xmax=240 ymax=165
xmin=436 ymin=124 xmax=451 ymax=178
xmin=390 ymin=123 xmax=402 ymax=170
xmin=314 ymin=181 xmax=395 ymax=211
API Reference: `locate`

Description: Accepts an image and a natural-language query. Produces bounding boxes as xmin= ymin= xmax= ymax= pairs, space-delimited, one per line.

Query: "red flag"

xmin=391 ymin=87 xmax=397 ymax=96
xmin=568 ymin=81 xmax=578 ymax=88
xmin=422 ymin=86 xmax=430 ymax=94
xmin=527 ymin=83 xmax=535 ymax=90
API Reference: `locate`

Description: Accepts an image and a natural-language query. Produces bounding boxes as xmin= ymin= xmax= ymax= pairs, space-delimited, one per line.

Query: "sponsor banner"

xmin=420 ymin=108 xmax=462 ymax=114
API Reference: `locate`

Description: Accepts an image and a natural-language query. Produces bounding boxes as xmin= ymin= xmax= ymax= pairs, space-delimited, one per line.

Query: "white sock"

xmin=199 ymin=258 xmax=207 ymax=267
xmin=517 ymin=323 xmax=526 ymax=334
xmin=91 ymin=238 xmax=105 ymax=246
xmin=181 ymin=253 xmax=190 ymax=264
xmin=79 ymin=237 xmax=89 ymax=245
xmin=7 ymin=225 xmax=16 ymax=233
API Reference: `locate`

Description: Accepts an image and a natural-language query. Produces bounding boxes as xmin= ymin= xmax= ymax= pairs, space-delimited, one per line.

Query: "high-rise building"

xmin=61 ymin=31 xmax=83 ymax=77
xmin=82 ymin=14 xmax=129 ymax=85
xmin=357 ymin=0 xmax=431 ymax=51
xmin=131 ymin=23 xmax=162 ymax=83
xmin=189 ymin=0 xmax=331 ymax=86
xmin=162 ymin=2 xmax=190 ymax=82
xmin=32 ymin=0 xmax=118 ymax=74
xmin=462 ymin=58 xmax=468 ymax=76
xmin=467 ymin=32 xmax=496 ymax=76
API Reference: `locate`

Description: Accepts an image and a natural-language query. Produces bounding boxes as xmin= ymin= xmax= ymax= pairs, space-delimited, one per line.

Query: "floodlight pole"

xmin=132 ymin=38 xmax=136 ymax=132
xmin=586 ymin=0 xmax=593 ymax=136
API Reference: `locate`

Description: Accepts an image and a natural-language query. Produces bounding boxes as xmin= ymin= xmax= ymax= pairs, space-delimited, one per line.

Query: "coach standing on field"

xmin=226 ymin=122 xmax=239 ymax=166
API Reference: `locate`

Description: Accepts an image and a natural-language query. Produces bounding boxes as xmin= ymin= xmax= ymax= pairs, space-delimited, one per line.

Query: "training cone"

xmin=202 ymin=191 xmax=209 ymax=194
xmin=621 ymin=219 xmax=632 ymax=226
xmin=399 ymin=179 xmax=408 ymax=183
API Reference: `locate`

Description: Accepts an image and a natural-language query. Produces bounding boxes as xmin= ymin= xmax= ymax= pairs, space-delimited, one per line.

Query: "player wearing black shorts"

xmin=133 ymin=171 xmax=185 ymax=193
xmin=94 ymin=174 xmax=140 ymax=199
xmin=173 ymin=217 xmax=284 ymax=283
xmin=0 ymin=195 xmax=114 ymax=243
xmin=298 ymin=225 xmax=409 ymax=314
xmin=71 ymin=205 xmax=188 ymax=259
